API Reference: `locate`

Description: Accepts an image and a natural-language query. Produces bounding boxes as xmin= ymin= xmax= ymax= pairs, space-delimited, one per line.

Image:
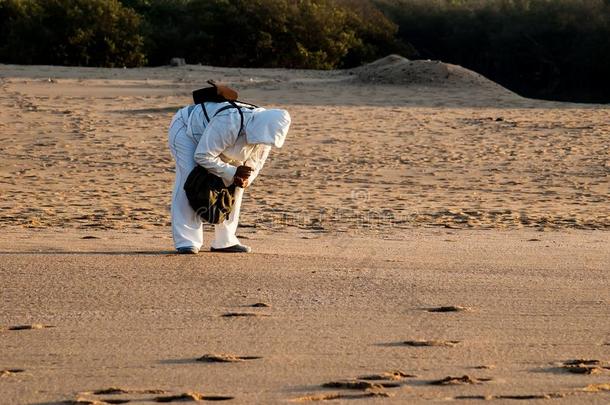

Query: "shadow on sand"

xmin=0 ymin=250 xmax=180 ymax=256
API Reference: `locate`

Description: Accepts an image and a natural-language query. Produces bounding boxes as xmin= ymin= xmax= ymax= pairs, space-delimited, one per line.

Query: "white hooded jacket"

xmin=194 ymin=107 xmax=291 ymax=186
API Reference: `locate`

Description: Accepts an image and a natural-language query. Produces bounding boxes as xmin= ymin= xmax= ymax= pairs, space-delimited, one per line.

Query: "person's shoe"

xmin=210 ymin=244 xmax=252 ymax=253
xmin=176 ymin=246 xmax=199 ymax=254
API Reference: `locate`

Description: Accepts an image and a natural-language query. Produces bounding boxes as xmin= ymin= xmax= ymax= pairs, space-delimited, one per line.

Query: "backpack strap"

xmin=212 ymin=101 xmax=257 ymax=135
xmin=201 ymin=103 xmax=210 ymax=123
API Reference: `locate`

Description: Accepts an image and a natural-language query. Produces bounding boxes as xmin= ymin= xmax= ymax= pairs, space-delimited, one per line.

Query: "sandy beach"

xmin=0 ymin=58 xmax=609 ymax=404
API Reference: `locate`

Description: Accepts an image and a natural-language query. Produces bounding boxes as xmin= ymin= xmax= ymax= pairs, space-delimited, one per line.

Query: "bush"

xmin=337 ymin=0 xmax=416 ymax=67
xmin=0 ymin=0 xmax=145 ymax=67
xmin=136 ymin=0 xmax=406 ymax=69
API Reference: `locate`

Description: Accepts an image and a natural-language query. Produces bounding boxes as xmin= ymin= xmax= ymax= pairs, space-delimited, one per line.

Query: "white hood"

xmin=245 ymin=109 xmax=291 ymax=148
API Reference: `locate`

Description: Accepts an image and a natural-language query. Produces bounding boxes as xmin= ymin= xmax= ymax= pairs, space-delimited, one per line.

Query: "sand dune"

xmin=350 ymin=54 xmax=508 ymax=90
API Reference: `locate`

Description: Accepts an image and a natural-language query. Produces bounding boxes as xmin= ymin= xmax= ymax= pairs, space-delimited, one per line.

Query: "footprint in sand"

xmin=321 ymin=381 xmax=379 ymax=390
xmin=290 ymin=392 xmax=391 ymax=402
xmin=197 ymin=353 xmax=262 ymax=363
xmin=472 ymin=364 xmax=495 ymax=370
xmin=455 ymin=394 xmax=564 ymax=400
xmin=92 ymin=388 xmax=131 ymax=395
xmin=91 ymin=388 xmax=167 ymax=395
xmin=429 ymin=375 xmax=491 ymax=385
xmin=499 ymin=394 xmax=564 ymax=400
xmin=403 ymin=339 xmax=461 ymax=347
xmin=70 ymin=388 xmax=232 ymax=404
xmin=221 ymin=312 xmax=270 ymax=317
xmin=322 ymin=380 xmax=400 ymax=389
xmin=62 ymin=399 xmax=110 ymax=405
xmin=358 ymin=370 xmax=416 ymax=381
xmin=155 ymin=392 xmax=234 ymax=402
xmin=560 ymin=359 xmax=606 ymax=374
xmin=426 ymin=306 xmax=471 ymax=313
xmin=583 ymin=383 xmax=610 ymax=392
xmin=7 ymin=324 xmax=54 ymax=330
xmin=0 ymin=369 xmax=25 ymax=377
xmin=71 ymin=387 xmax=168 ymax=404
xmin=454 ymin=395 xmax=493 ymax=400
xmin=249 ymin=302 xmax=271 ymax=308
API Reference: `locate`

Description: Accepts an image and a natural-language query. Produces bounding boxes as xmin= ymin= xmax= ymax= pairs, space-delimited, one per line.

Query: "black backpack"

xmin=192 ymin=80 xmax=258 ymax=134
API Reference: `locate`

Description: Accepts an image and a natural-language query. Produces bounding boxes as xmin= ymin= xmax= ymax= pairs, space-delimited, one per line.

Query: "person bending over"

xmin=168 ymin=102 xmax=291 ymax=253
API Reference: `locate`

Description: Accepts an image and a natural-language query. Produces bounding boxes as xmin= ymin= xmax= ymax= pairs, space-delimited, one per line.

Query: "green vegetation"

xmin=124 ymin=0 xmax=407 ymax=69
xmin=0 ymin=0 xmax=145 ymax=67
xmin=0 ymin=0 xmax=405 ymax=69
xmin=0 ymin=0 xmax=608 ymax=102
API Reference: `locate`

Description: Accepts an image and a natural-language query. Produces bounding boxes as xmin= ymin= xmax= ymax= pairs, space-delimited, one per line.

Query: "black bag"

xmin=183 ymin=165 xmax=236 ymax=224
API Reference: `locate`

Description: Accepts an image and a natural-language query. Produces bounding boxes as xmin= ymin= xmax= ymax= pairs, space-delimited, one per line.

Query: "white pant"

xmin=168 ymin=110 xmax=244 ymax=250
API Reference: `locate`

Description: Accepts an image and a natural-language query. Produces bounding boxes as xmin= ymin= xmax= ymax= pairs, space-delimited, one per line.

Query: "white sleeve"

xmin=245 ymin=145 xmax=271 ymax=184
xmin=194 ymin=112 xmax=240 ymax=187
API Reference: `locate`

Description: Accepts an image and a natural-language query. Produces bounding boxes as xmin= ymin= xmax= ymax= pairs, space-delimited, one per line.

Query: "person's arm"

xmin=193 ymin=113 xmax=240 ymax=187
xmin=244 ymin=145 xmax=271 ymax=186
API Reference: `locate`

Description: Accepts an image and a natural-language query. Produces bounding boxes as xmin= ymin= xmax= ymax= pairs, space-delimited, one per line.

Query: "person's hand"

xmin=233 ymin=165 xmax=253 ymax=188
xmin=233 ymin=176 xmax=250 ymax=188
xmin=235 ymin=165 xmax=253 ymax=179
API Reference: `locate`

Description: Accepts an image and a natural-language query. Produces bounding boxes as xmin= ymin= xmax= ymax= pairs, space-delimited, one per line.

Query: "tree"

xmin=0 ymin=0 xmax=146 ymax=67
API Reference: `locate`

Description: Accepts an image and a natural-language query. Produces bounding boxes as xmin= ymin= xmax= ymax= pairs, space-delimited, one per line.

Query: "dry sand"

xmin=0 ymin=57 xmax=609 ymax=404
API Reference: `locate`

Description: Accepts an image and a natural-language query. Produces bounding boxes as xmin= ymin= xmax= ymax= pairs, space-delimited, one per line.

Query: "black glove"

xmin=235 ymin=165 xmax=253 ymax=179
xmin=233 ymin=165 xmax=253 ymax=187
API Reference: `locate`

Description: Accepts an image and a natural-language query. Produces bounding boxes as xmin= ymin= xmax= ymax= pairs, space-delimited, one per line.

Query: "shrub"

xmin=0 ymin=0 xmax=145 ymax=67
xmin=132 ymin=0 xmax=406 ymax=68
